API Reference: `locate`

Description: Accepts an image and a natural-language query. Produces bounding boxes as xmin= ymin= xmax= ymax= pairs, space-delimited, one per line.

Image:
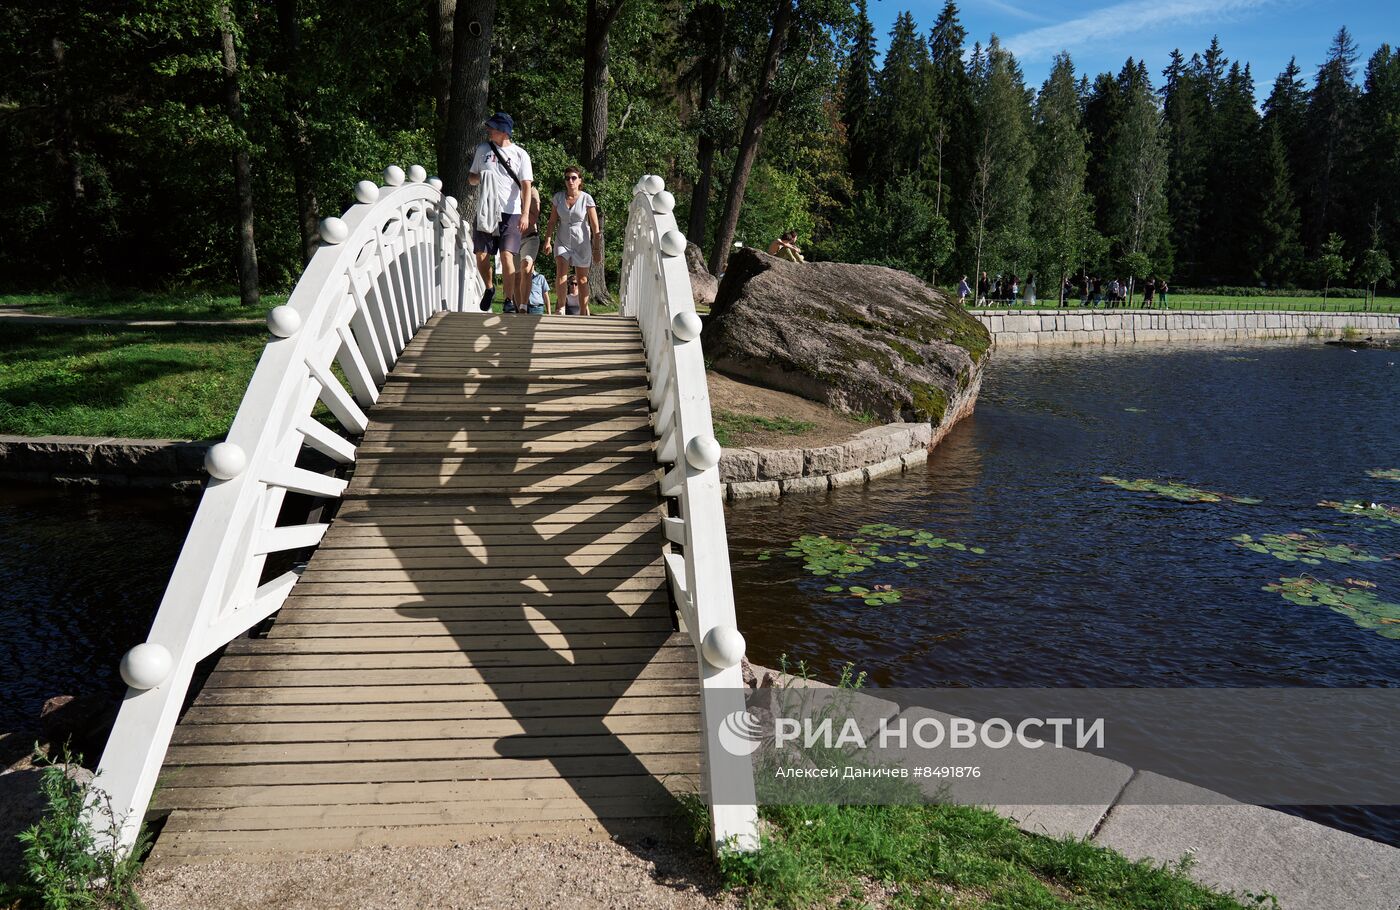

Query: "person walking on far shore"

xmin=958 ymin=275 xmax=971 ymax=306
xmin=1024 ymin=273 xmax=1036 ymax=307
xmin=1143 ymin=277 xmax=1155 ymax=308
xmin=977 ymin=271 xmax=990 ymax=306
xmin=1159 ymin=278 xmax=1169 ymax=307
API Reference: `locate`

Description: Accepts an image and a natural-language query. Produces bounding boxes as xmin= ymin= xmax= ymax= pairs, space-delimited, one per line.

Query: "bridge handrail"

xmin=620 ymin=176 xmax=760 ymax=853
xmin=91 ymin=166 xmax=483 ymax=851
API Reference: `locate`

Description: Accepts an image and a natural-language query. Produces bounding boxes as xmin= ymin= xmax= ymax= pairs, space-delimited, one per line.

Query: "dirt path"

xmin=138 ymin=835 xmax=734 ymax=910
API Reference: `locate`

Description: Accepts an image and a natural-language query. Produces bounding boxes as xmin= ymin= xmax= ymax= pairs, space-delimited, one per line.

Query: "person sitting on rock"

xmin=768 ymin=230 xmax=804 ymax=262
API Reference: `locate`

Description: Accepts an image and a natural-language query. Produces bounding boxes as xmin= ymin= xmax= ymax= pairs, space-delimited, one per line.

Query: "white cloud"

xmin=975 ymin=0 xmax=1052 ymax=23
xmin=1003 ymin=0 xmax=1275 ymax=62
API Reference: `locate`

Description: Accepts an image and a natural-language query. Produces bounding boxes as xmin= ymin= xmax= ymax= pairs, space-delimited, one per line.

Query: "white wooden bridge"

xmin=92 ymin=168 xmax=758 ymax=861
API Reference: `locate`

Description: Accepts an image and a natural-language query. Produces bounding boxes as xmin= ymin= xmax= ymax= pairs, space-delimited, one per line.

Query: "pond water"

xmin=1 ymin=340 xmax=1395 ymax=843
xmin=726 ymin=340 xmax=1400 ymax=845
xmin=0 ymin=487 xmax=191 ymax=735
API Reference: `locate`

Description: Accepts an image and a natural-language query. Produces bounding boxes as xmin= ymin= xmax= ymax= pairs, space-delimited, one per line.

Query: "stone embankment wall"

xmin=975 ymin=309 xmax=1400 ymax=346
xmin=0 ymin=435 xmax=208 ymax=491
xmin=717 ymin=364 xmax=983 ymax=501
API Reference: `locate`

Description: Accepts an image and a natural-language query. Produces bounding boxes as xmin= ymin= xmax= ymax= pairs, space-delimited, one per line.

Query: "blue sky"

xmin=868 ymin=0 xmax=1397 ymax=98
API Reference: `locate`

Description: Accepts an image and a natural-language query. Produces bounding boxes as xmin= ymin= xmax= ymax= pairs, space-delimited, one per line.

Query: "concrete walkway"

xmin=746 ymin=662 xmax=1400 ymax=910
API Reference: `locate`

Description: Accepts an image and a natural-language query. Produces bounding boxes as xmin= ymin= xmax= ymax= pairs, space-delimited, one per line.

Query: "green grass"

xmin=0 ymin=323 xmax=266 ymax=439
xmin=0 ymin=290 xmax=278 ymax=321
xmin=713 ymin=410 xmax=818 ymax=447
xmin=967 ymin=292 xmax=1400 ymax=313
xmin=683 ymin=800 xmax=1272 ymax=910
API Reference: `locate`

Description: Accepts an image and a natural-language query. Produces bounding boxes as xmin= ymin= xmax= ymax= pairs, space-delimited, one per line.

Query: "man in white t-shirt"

xmin=468 ymin=112 xmax=534 ymax=312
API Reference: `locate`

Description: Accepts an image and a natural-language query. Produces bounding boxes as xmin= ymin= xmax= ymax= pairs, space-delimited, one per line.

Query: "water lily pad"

xmin=1231 ymin=532 xmax=1386 ymax=566
xmin=1263 ymin=577 xmax=1400 ymax=640
xmin=1366 ymin=469 xmax=1400 ymax=482
xmin=1101 ymin=476 xmax=1261 ymax=504
xmin=1318 ymin=500 xmax=1400 ymax=527
xmin=1124 ymin=407 xmax=1147 ymax=413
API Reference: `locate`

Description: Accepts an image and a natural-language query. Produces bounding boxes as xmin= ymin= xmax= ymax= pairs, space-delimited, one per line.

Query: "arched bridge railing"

xmin=620 ymin=176 xmax=759 ymax=852
xmin=92 ymin=164 xmax=484 ymax=851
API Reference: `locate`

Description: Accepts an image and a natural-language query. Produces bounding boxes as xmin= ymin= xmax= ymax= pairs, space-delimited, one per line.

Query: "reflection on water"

xmin=726 ymin=341 xmax=1400 ymax=845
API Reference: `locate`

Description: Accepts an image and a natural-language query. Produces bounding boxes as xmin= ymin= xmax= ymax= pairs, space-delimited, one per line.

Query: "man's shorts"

xmin=519 ymin=231 xmax=540 ymax=264
xmin=474 ymin=213 xmax=522 ymax=257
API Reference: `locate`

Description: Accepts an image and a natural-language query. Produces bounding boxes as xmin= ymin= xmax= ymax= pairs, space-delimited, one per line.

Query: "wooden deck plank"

xmin=213 ymin=646 xmax=692 ymax=670
xmin=152 ymin=774 xmax=682 ymax=810
xmin=173 ymin=697 xmax=698 ymax=729
xmin=187 ymin=680 xmax=697 ymax=707
xmin=201 ymin=662 xmax=693 ymax=688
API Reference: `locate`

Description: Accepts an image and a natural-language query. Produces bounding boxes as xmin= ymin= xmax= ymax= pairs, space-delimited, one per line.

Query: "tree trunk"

xmin=430 ymin=0 xmax=456 ymax=169
xmin=581 ymin=0 xmax=625 ymax=180
xmin=709 ymin=0 xmax=793 ymax=276
xmin=686 ymin=15 xmax=724 ymax=245
xmin=220 ymin=4 xmax=259 ymax=308
xmin=277 ymin=0 xmax=320 ymax=265
xmin=442 ymin=0 xmax=497 ymax=204
xmin=50 ymin=36 xmax=86 ymax=272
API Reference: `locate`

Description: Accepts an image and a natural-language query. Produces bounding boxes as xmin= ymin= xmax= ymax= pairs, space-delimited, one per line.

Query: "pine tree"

xmin=1162 ymin=48 xmax=1208 ymax=282
xmin=966 ymin=36 xmax=1033 ymax=281
xmin=1032 ymin=53 xmax=1096 ymax=302
xmin=875 ymin=12 xmax=932 ymax=186
xmin=1103 ymin=58 xmax=1169 ymax=299
xmin=1301 ymin=27 xmax=1361 ymax=253
xmin=1081 ymin=71 xmax=1121 ymax=245
xmin=1262 ymin=56 xmax=1309 ymax=211
xmin=1358 ymin=45 xmax=1400 ymax=285
xmin=1200 ymin=59 xmax=1259 ymax=282
xmin=841 ymin=0 xmax=878 ymax=188
xmin=1249 ymin=124 xmax=1304 ymax=284
xmin=926 ymin=1 xmax=973 ymax=232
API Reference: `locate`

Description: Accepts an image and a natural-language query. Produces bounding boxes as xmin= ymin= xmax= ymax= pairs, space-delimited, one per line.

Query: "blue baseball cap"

xmin=484 ymin=112 xmax=514 ymax=136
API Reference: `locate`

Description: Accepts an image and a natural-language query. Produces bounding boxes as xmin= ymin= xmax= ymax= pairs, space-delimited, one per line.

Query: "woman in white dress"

xmin=543 ymin=166 xmax=603 ymax=316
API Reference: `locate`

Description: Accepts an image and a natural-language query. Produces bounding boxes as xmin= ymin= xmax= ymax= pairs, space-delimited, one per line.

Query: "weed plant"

xmin=0 ymin=748 xmax=148 ymax=910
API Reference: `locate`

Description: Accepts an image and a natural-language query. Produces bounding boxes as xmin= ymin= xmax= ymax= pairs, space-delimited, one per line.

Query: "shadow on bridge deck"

xmin=151 ymin=312 xmax=703 ymax=861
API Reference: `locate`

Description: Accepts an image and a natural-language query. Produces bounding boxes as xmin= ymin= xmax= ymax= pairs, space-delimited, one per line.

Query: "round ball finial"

xmin=685 ymin=434 xmax=722 ymax=471
xmin=353 ymin=180 xmax=380 ymax=204
xmin=651 ymin=190 xmax=676 ymax=215
xmin=427 ymin=176 xmax=443 ymax=191
xmin=660 ymin=230 xmax=687 ymax=258
xmin=120 ymin=643 xmax=173 ymax=690
xmin=672 ymin=311 xmax=703 ymax=341
xmin=701 ymin=626 xmax=746 ymax=669
xmin=318 ymin=216 xmax=349 ymax=245
xmin=204 ymin=441 xmax=248 ymax=480
xmin=383 ymin=165 xmax=405 ymax=186
xmin=408 ymin=164 xmax=428 ymax=183
xmin=267 ymin=305 xmax=302 ymax=338
xmin=445 ymin=195 xmax=458 ymax=210
xmin=643 ymin=174 xmax=665 ymax=195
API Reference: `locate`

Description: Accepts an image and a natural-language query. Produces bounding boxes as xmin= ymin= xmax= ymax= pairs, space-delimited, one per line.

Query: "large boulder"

xmin=702 ymin=248 xmax=990 ymax=431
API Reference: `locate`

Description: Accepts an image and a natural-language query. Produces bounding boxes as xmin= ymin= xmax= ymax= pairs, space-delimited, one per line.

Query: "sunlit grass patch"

xmin=0 ymin=323 xmax=266 ymax=439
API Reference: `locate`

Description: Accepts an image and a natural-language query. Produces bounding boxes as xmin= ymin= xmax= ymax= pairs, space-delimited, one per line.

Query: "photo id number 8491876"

xmin=913 ymin=766 xmax=982 ymax=778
